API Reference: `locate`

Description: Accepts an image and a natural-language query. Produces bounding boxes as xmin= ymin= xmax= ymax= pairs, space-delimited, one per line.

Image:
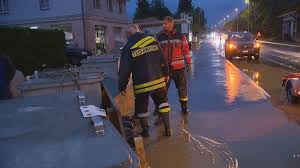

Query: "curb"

xmin=216 ymin=49 xmax=272 ymax=100
xmin=226 ymin=59 xmax=272 ymax=100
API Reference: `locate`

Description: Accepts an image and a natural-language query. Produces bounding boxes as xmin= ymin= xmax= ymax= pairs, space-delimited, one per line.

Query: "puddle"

xmin=231 ymin=59 xmax=300 ymax=126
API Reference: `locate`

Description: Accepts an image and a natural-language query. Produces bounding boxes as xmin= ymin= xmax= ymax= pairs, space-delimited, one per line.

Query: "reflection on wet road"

xmin=230 ymin=58 xmax=300 ymax=127
xmin=145 ymin=40 xmax=300 ymax=168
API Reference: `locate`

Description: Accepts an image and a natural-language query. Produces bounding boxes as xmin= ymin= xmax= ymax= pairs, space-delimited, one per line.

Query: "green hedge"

xmin=0 ymin=27 xmax=66 ymax=75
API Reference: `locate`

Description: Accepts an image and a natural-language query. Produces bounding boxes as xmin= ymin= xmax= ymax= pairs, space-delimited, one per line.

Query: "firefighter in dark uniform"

xmin=154 ymin=16 xmax=192 ymax=115
xmin=118 ymin=24 xmax=172 ymax=137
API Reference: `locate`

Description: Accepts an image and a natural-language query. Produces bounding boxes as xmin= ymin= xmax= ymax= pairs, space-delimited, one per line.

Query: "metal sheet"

xmin=0 ymin=92 xmax=139 ymax=168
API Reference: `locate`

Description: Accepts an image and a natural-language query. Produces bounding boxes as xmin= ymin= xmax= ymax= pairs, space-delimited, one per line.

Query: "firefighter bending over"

xmin=118 ymin=24 xmax=172 ymax=137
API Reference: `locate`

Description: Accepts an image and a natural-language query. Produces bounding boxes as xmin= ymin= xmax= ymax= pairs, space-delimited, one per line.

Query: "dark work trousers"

xmin=135 ymin=87 xmax=170 ymax=129
xmin=136 ymin=87 xmax=169 ymax=117
xmin=167 ymin=68 xmax=188 ymax=110
xmin=152 ymin=68 xmax=188 ymax=113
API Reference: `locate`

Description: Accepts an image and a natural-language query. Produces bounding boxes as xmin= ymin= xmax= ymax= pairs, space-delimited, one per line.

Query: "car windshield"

xmin=231 ymin=33 xmax=253 ymax=42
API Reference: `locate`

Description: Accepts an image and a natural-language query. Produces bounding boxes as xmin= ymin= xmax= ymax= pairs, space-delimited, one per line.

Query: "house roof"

xmin=278 ymin=4 xmax=300 ymax=18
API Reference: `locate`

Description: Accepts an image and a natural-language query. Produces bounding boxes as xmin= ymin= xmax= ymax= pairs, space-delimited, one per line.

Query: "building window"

xmin=117 ymin=0 xmax=122 ymax=14
xmin=51 ymin=23 xmax=73 ymax=40
xmin=40 ymin=0 xmax=50 ymax=10
xmin=0 ymin=0 xmax=9 ymax=14
xmin=95 ymin=26 xmax=107 ymax=55
xmin=94 ymin=0 xmax=101 ymax=9
xmin=114 ymin=27 xmax=123 ymax=49
xmin=107 ymin=0 xmax=112 ymax=12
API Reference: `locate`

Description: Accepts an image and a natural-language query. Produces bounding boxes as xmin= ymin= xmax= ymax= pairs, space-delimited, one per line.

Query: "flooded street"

xmin=144 ymin=40 xmax=300 ymax=168
xmin=231 ymin=59 xmax=300 ymax=126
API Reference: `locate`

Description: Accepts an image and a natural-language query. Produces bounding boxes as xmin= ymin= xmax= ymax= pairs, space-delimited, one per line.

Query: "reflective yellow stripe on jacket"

xmin=131 ymin=36 xmax=156 ymax=49
xmin=134 ymin=78 xmax=166 ymax=94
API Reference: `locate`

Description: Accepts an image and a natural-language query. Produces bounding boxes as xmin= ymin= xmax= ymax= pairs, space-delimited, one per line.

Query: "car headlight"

xmin=255 ymin=43 xmax=260 ymax=48
xmin=229 ymin=44 xmax=236 ymax=49
xmin=81 ymin=51 xmax=88 ymax=55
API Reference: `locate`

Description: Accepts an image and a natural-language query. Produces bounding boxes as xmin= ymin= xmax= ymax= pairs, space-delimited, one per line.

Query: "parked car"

xmin=225 ymin=32 xmax=260 ymax=60
xmin=65 ymin=41 xmax=92 ymax=66
xmin=282 ymin=73 xmax=300 ymax=104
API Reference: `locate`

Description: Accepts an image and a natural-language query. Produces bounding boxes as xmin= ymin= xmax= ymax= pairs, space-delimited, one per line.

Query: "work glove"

xmin=120 ymin=90 xmax=126 ymax=96
xmin=186 ymin=64 xmax=193 ymax=76
xmin=186 ymin=64 xmax=192 ymax=72
xmin=164 ymin=76 xmax=170 ymax=83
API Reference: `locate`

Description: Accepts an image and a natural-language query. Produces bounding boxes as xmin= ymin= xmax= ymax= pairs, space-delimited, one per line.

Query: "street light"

xmin=227 ymin=15 xmax=231 ymax=32
xmin=235 ymin=8 xmax=239 ymax=32
xmin=245 ymin=0 xmax=250 ymax=32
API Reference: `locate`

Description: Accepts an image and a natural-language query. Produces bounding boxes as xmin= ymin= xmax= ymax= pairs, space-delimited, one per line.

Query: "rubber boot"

xmin=181 ymin=101 xmax=190 ymax=115
xmin=140 ymin=117 xmax=150 ymax=137
xmin=154 ymin=113 xmax=162 ymax=126
xmin=161 ymin=113 xmax=172 ymax=137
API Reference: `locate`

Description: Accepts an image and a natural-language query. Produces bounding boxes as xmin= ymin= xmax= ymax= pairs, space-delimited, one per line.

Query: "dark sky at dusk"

xmin=126 ymin=0 xmax=246 ymax=26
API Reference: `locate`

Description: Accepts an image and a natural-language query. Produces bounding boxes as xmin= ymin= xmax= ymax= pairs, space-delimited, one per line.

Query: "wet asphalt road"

xmin=144 ymin=39 xmax=300 ymax=168
xmin=259 ymin=43 xmax=300 ymax=70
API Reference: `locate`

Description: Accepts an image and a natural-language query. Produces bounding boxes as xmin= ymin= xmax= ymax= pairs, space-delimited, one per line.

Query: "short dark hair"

xmin=164 ymin=16 xmax=174 ymax=24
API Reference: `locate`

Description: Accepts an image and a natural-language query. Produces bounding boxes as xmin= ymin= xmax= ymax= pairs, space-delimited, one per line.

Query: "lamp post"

xmin=227 ymin=15 xmax=230 ymax=32
xmin=245 ymin=0 xmax=250 ymax=32
xmin=235 ymin=8 xmax=239 ymax=32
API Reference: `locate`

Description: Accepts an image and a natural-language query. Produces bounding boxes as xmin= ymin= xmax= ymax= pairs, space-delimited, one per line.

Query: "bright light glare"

xmin=30 ymin=26 xmax=38 ymax=29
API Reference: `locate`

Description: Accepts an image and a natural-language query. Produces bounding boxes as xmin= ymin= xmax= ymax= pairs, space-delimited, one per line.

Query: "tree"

xmin=133 ymin=0 xmax=152 ymax=20
xmin=151 ymin=0 xmax=173 ymax=19
xmin=244 ymin=0 xmax=299 ymax=37
xmin=176 ymin=0 xmax=194 ymax=17
xmin=191 ymin=7 xmax=207 ymax=35
xmin=223 ymin=0 xmax=296 ymax=38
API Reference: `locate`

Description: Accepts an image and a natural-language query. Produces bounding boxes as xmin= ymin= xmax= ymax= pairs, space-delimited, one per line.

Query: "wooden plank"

xmin=101 ymin=82 xmax=125 ymax=137
xmin=134 ymin=137 xmax=149 ymax=168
